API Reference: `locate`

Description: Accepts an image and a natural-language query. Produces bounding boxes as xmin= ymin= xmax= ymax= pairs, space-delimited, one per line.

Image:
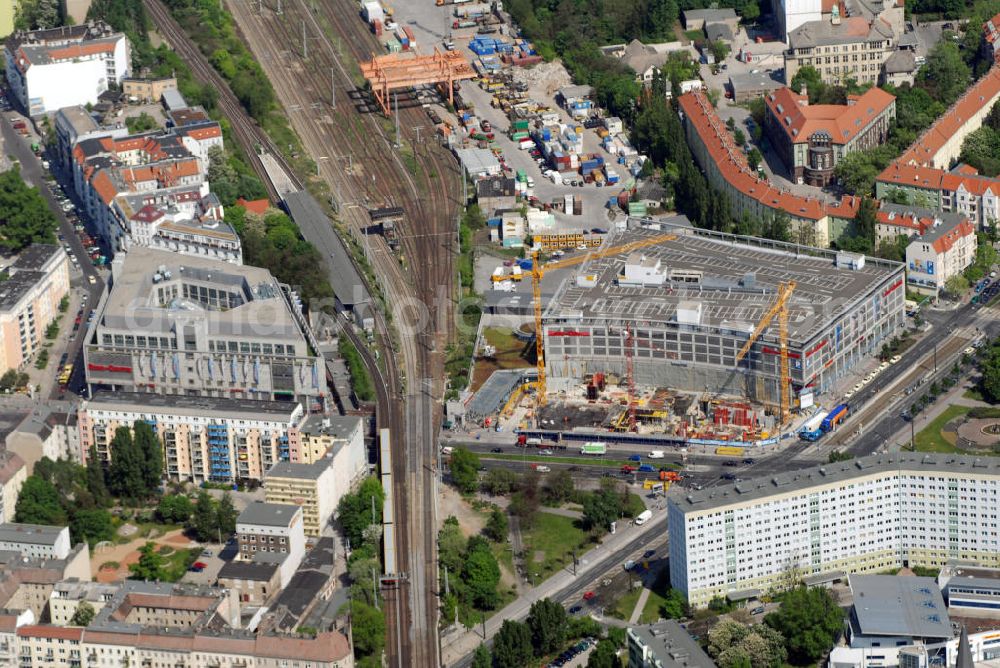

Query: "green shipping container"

xmin=510 ymin=131 xmax=529 ymax=141
xmin=516 ymin=169 xmax=527 ymax=182
xmin=628 ymin=202 xmax=647 ymax=216
xmin=513 ymin=119 xmax=530 ymax=131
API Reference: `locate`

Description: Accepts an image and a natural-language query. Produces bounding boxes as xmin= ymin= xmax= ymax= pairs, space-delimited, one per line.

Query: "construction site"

xmin=460 ymin=218 xmax=907 ymax=446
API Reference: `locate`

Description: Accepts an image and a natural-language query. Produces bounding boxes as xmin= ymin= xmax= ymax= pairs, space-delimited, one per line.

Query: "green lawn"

xmin=521 ymin=512 xmax=590 ymax=582
xmin=914 ymin=405 xmax=971 ymax=453
xmin=162 ymin=547 xmax=199 ymax=582
xmin=639 ymin=588 xmax=672 ymax=624
xmin=608 ymin=587 xmax=643 ymax=621
xmin=964 ymin=387 xmax=986 ymax=402
xmin=684 ymin=29 xmax=704 ymax=42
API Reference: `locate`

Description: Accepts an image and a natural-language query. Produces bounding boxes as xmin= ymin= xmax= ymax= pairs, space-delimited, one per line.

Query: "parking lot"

xmin=384 ymin=3 xmax=640 ymax=227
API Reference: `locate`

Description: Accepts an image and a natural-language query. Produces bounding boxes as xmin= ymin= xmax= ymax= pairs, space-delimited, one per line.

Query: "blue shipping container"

xmin=487 ymin=218 xmax=501 ymax=227
xmin=517 ymin=259 xmax=533 ymax=270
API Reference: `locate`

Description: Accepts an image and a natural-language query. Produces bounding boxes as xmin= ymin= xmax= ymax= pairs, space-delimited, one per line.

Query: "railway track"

xmin=143 ymin=0 xmax=301 ymax=201
xmin=215 ymin=0 xmax=459 ymax=665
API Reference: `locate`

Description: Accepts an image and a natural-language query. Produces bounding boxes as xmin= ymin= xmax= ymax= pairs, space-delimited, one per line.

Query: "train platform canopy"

xmin=283 ymin=190 xmax=370 ymax=310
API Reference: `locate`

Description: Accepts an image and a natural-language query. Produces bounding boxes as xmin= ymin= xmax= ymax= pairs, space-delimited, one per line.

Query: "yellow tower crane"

xmin=734 ymin=281 xmax=797 ymax=424
xmin=531 ymin=233 xmax=678 ymax=405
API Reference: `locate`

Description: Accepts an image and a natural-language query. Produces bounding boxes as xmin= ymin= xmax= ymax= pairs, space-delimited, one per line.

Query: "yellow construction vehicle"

xmin=734 ymin=281 xmax=796 ymax=424
xmin=530 ymin=233 xmax=677 ymax=405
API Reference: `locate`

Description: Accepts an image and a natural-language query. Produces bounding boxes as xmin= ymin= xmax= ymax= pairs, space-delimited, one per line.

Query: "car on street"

xmin=722 ymin=460 xmax=738 ymax=467
xmin=87 ymin=275 xmax=96 ymax=284
xmin=583 ymin=591 xmax=596 ymax=601
xmin=722 ymin=473 xmax=738 ymax=480
xmin=638 ymin=464 xmax=655 ymax=472
xmin=490 ymin=447 xmax=503 ymax=453
xmin=539 ymin=449 xmax=554 ymax=455
xmin=890 ymin=355 xmax=901 ymax=364
xmin=568 ymin=604 xmax=583 ymax=614
xmin=742 ymin=458 xmax=755 ymax=465
xmin=628 ymin=454 xmax=642 ymax=462
xmin=643 ymin=549 xmax=656 ymax=558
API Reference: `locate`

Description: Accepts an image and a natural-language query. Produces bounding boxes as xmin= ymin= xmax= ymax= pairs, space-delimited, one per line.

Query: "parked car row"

xmin=545 ymin=638 xmax=597 ymax=667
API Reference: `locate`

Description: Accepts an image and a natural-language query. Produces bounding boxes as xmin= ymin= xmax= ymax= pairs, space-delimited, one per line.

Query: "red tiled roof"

xmin=183 ymin=126 xmax=222 ymax=140
xmin=931 ymin=218 xmax=975 ymax=254
xmin=17 ymin=625 xmax=83 ymax=641
xmin=46 ymin=42 xmax=116 ymax=61
xmin=765 ymin=86 xmax=895 ymax=146
xmin=236 ymin=198 xmax=271 ymax=215
xmin=954 ymin=164 xmax=979 ymax=175
xmin=940 ymin=173 xmax=1000 ymax=196
xmin=897 ymin=66 xmax=1000 ymax=168
xmin=90 ymin=170 xmax=119 ymax=205
xmin=876 ymin=210 xmax=931 ymax=233
xmin=985 ymin=12 xmax=1000 ymax=44
xmin=875 ymin=162 xmax=945 ymax=190
xmin=678 ymin=91 xmax=857 ymax=222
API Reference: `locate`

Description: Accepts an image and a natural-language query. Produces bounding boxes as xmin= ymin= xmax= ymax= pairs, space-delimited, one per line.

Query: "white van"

xmin=441 ymin=446 xmax=454 ymax=455
xmin=648 ymin=450 xmax=664 ymax=459
xmin=634 ymin=509 xmax=653 ymax=525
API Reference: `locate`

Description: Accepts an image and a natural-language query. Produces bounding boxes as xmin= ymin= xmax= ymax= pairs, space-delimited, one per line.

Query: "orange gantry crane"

xmin=734 ymin=281 xmax=797 ymax=424
xmin=360 ymin=48 xmax=476 ymax=116
xmin=530 ymin=233 xmax=678 ymax=406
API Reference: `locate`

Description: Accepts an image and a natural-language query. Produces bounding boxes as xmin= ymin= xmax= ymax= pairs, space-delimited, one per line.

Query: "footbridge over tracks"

xmin=360 ymin=49 xmax=476 ymax=115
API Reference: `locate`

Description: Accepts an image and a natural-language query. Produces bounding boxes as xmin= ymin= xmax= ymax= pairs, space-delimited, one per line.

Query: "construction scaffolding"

xmin=360 ymin=48 xmax=476 ymax=115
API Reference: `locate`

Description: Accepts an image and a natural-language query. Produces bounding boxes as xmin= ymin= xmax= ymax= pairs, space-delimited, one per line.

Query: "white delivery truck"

xmin=634 ymin=509 xmax=653 ymax=525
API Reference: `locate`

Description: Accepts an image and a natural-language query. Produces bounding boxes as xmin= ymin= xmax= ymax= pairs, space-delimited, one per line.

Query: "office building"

xmin=783 ymin=15 xmax=897 ymax=86
xmin=669 ymin=452 xmax=1000 ymax=608
xmin=938 ymin=562 xmax=1000 ymax=617
xmin=77 ymin=392 xmax=308 ymax=484
xmin=0 ymin=523 xmax=71 ymax=559
xmin=772 ymin=0 xmax=821 ymax=41
xmin=0 ymin=245 xmax=70 ymax=374
xmin=237 ymin=502 xmax=306 ymax=586
xmin=82 ymin=247 xmax=325 ymax=408
xmin=764 ymin=86 xmax=895 ymax=186
xmin=4 ymin=22 xmax=130 ymax=116
xmin=265 ymin=418 xmax=366 ymax=535
xmin=543 ymin=223 xmax=905 ymax=405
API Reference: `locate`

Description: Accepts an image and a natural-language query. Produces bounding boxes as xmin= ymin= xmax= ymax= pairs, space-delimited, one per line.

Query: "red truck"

xmin=620 ymin=465 xmax=634 ymax=474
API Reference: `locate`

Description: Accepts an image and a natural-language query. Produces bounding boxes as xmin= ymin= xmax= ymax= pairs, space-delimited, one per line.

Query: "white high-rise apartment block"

xmin=669 ymin=453 xmax=1000 ymax=608
xmin=773 ymin=0 xmax=821 ymax=41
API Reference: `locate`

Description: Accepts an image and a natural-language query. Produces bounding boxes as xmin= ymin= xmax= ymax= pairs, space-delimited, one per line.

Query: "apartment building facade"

xmin=0 ymin=245 xmax=70 ymax=374
xmin=0 ymin=524 xmax=71 ymax=560
xmin=236 ymin=502 xmax=306 ymax=586
xmin=905 ymin=216 xmax=977 ymax=296
xmin=77 ymin=393 xmax=308 ymax=484
xmin=4 ymin=22 xmax=130 ymax=116
xmin=669 ymin=453 xmax=1000 ymax=608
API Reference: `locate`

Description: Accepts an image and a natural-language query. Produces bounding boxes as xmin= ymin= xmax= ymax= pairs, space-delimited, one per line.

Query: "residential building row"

xmin=764 ymin=85 xmax=895 ymax=186
xmin=0 ymin=245 xmax=70 ymax=374
xmin=668 ymin=451 xmax=1000 ymax=608
xmin=0 ymin=520 xmax=353 ymax=667
xmin=678 ymin=89 xmax=863 ymax=246
xmin=876 ymin=205 xmax=977 ymax=296
xmin=876 ymin=65 xmax=1000 ymax=230
xmin=56 ymin=102 xmax=238 ymax=262
xmin=77 ymin=392 xmax=365 ymax=493
xmin=3 ymin=23 xmax=131 ymax=117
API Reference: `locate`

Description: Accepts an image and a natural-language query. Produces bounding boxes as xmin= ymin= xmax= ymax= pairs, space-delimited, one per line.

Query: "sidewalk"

xmin=628 ymin=587 xmax=651 ymax=624
xmin=440 ymin=509 xmax=666 ymax=666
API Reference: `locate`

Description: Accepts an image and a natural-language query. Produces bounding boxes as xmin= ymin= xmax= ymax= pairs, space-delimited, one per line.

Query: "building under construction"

xmin=541 ymin=220 xmax=905 ymax=412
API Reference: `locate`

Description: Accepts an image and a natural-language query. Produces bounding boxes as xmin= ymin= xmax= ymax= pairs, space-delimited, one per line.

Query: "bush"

xmin=339 ymin=337 xmax=374 ymax=402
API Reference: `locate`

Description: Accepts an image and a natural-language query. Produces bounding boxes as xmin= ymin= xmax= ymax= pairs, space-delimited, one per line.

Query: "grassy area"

xmin=162 ymin=548 xmax=199 ymax=582
xmin=482 ymin=327 xmax=532 ymax=370
xmin=965 ymin=387 xmax=987 ymax=402
xmin=639 ymin=588 xmax=672 ymax=624
xmin=608 ymin=587 xmax=643 ymax=621
xmin=485 ymin=452 xmax=681 ymax=471
xmin=684 ymin=29 xmax=704 ymax=41
xmin=521 ymin=512 xmax=590 ymax=583
xmin=913 ymin=405 xmax=971 ymax=453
